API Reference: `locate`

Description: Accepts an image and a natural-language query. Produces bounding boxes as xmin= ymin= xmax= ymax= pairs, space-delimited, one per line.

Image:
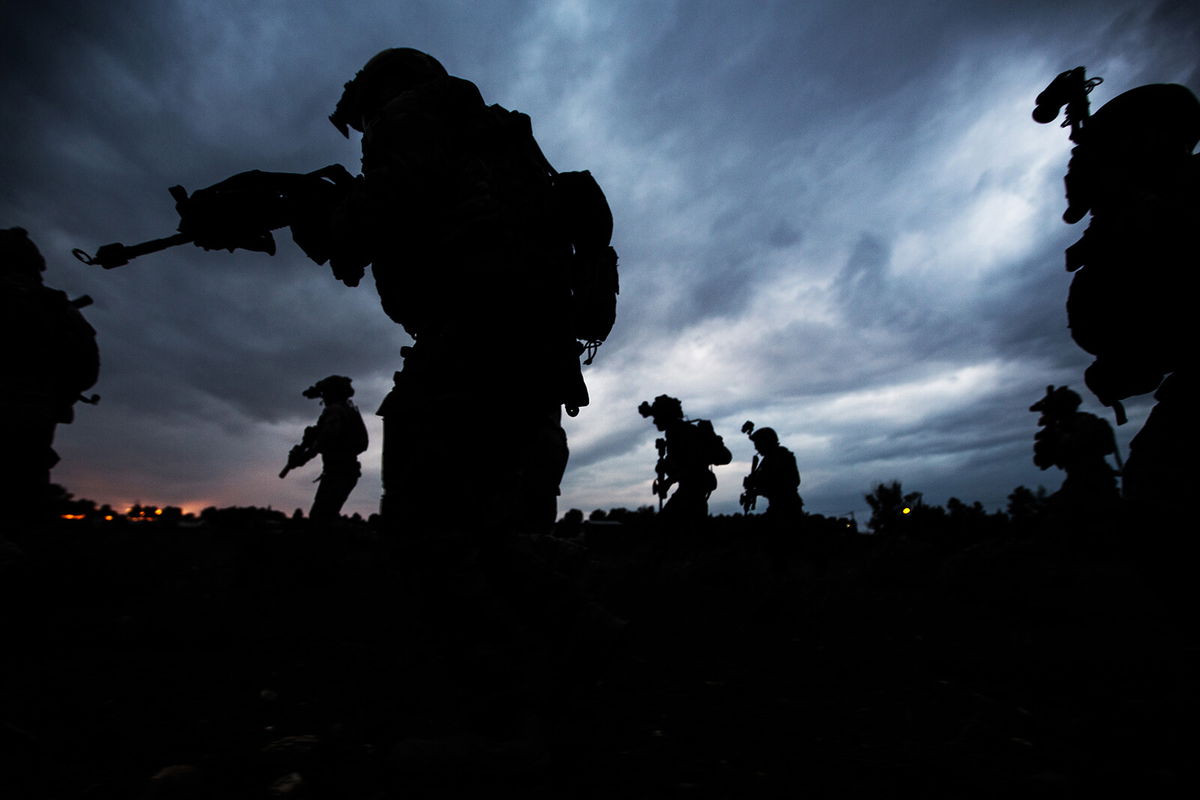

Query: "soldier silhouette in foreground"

xmin=1034 ymin=68 xmax=1198 ymax=520
xmin=331 ymin=49 xmax=620 ymax=536
xmin=1 ymin=228 xmax=99 ymax=525
xmin=638 ymin=395 xmax=731 ymax=525
xmin=71 ymin=51 xmax=624 ymax=778
xmin=279 ymin=375 xmax=369 ymax=523
xmin=1029 ymin=385 xmax=1120 ymax=508
xmin=76 ymin=47 xmax=618 ymax=536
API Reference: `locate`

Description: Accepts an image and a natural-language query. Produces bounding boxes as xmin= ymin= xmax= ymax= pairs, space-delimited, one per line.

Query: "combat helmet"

xmin=329 ymin=48 xmax=449 ymax=137
xmin=638 ymin=394 xmax=684 ymax=422
xmin=1084 ymin=83 xmax=1200 ymax=155
xmin=1 ymin=227 xmax=46 ymax=276
xmin=1029 ymin=385 xmax=1082 ymax=416
xmin=303 ymin=375 xmax=355 ymax=402
xmin=749 ymin=427 xmax=779 ymax=448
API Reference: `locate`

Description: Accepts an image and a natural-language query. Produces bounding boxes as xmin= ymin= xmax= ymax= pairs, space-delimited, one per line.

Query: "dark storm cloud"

xmin=833 ymin=234 xmax=893 ymax=326
xmin=564 ymin=427 xmax=647 ymax=472
xmin=1094 ymin=0 xmax=1200 ymax=89
xmin=586 ymin=0 xmax=1112 ymax=335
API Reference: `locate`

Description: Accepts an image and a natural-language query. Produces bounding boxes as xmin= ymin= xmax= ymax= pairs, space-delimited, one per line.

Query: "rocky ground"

xmin=2 ymin=513 xmax=1196 ymax=798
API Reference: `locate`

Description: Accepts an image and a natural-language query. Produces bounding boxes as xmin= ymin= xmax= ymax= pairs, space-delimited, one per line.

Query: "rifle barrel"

xmin=73 ymin=232 xmax=194 ymax=269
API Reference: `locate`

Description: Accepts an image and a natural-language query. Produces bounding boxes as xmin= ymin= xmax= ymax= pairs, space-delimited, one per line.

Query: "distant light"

xmin=154 ymin=508 xmax=163 ymax=516
xmin=104 ymin=515 xmax=114 ymax=521
xmin=902 ymin=507 xmax=912 ymax=515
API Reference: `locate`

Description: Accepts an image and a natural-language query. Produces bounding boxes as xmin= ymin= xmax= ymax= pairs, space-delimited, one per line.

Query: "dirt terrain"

xmin=2 ymin=513 xmax=1195 ymax=798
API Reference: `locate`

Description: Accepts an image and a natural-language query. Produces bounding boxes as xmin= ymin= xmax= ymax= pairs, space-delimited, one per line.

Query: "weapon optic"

xmin=1033 ymin=66 xmax=1103 ymax=143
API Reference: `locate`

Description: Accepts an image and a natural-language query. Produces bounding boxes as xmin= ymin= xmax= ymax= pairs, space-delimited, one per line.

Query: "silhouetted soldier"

xmin=1034 ymin=69 xmax=1198 ymax=518
xmin=740 ymin=423 xmax=803 ymax=521
xmin=1029 ymin=385 xmax=1120 ymax=507
xmin=77 ymin=47 xmax=617 ymax=537
xmin=325 ymin=48 xmax=616 ymax=535
xmin=741 ymin=421 xmax=805 ymax=574
xmin=74 ymin=49 xmax=623 ymax=756
xmin=1 ymin=228 xmax=99 ymax=524
xmin=638 ymin=395 xmax=731 ymax=524
xmin=317 ymin=54 xmax=627 ymax=728
xmin=279 ymin=375 xmax=369 ymax=523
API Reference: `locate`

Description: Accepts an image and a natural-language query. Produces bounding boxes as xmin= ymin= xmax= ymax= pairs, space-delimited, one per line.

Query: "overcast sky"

xmin=3 ymin=0 xmax=1196 ymax=521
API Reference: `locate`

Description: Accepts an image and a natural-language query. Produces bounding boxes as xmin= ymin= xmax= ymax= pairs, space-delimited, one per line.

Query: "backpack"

xmin=554 ymin=170 xmax=619 ymax=354
xmin=693 ymin=418 xmax=733 ymax=467
xmin=348 ymin=405 xmax=370 ymax=455
xmin=419 ymin=98 xmax=620 ymax=360
xmin=519 ymin=127 xmax=620 ymax=360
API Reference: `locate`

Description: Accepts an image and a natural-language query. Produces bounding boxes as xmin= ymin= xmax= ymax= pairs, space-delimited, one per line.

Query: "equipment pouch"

xmin=569 ymin=245 xmax=619 ymax=345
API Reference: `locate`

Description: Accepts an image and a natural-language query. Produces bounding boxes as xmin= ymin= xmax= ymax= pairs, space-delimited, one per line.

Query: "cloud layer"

xmin=2 ymin=0 xmax=1193 ymax=519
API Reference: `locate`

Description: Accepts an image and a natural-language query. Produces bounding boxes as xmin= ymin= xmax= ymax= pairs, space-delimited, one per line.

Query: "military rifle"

xmin=279 ymin=425 xmax=319 ymax=479
xmin=73 ymin=164 xmax=355 ymax=270
xmin=740 ymin=455 xmax=759 ymax=514
xmin=651 ymin=437 xmax=669 ymax=511
xmin=739 ymin=420 xmax=758 ymax=513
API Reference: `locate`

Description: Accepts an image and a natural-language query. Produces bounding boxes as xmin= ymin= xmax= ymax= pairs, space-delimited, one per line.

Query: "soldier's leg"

xmin=380 ymin=398 xmax=469 ymax=534
xmin=377 ymin=350 xmax=569 ymax=535
xmin=378 ymin=409 xmax=407 ymax=524
xmin=3 ymin=418 xmax=57 ymax=528
xmin=662 ymin=481 xmax=708 ymax=524
xmin=376 ymin=357 xmax=471 ymax=534
xmin=510 ymin=404 xmax=568 ymax=535
xmin=1124 ymin=371 xmax=1193 ymax=523
xmin=310 ymin=470 xmax=359 ymax=523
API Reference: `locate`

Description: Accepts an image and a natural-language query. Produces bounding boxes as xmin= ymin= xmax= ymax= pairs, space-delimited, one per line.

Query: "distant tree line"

xmin=554 ymin=480 xmax=1054 ymax=544
xmin=43 ymin=484 xmax=367 ymax=529
xmin=47 ymin=479 xmax=1056 ymax=540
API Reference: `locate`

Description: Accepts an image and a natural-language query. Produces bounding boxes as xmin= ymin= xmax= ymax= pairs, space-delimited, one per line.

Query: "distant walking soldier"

xmin=740 ymin=422 xmax=803 ymax=521
xmin=1029 ymin=385 xmax=1120 ymax=506
xmin=638 ymin=394 xmax=731 ymax=523
xmin=1 ymin=227 xmax=99 ymax=523
xmin=280 ymin=375 xmax=369 ymax=523
xmin=741 ymin=421 xmax=805 ymax=573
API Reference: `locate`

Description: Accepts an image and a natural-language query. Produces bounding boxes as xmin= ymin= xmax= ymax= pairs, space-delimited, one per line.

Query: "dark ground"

xmin=1 ymin=511 xmax=1196 ymax=798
